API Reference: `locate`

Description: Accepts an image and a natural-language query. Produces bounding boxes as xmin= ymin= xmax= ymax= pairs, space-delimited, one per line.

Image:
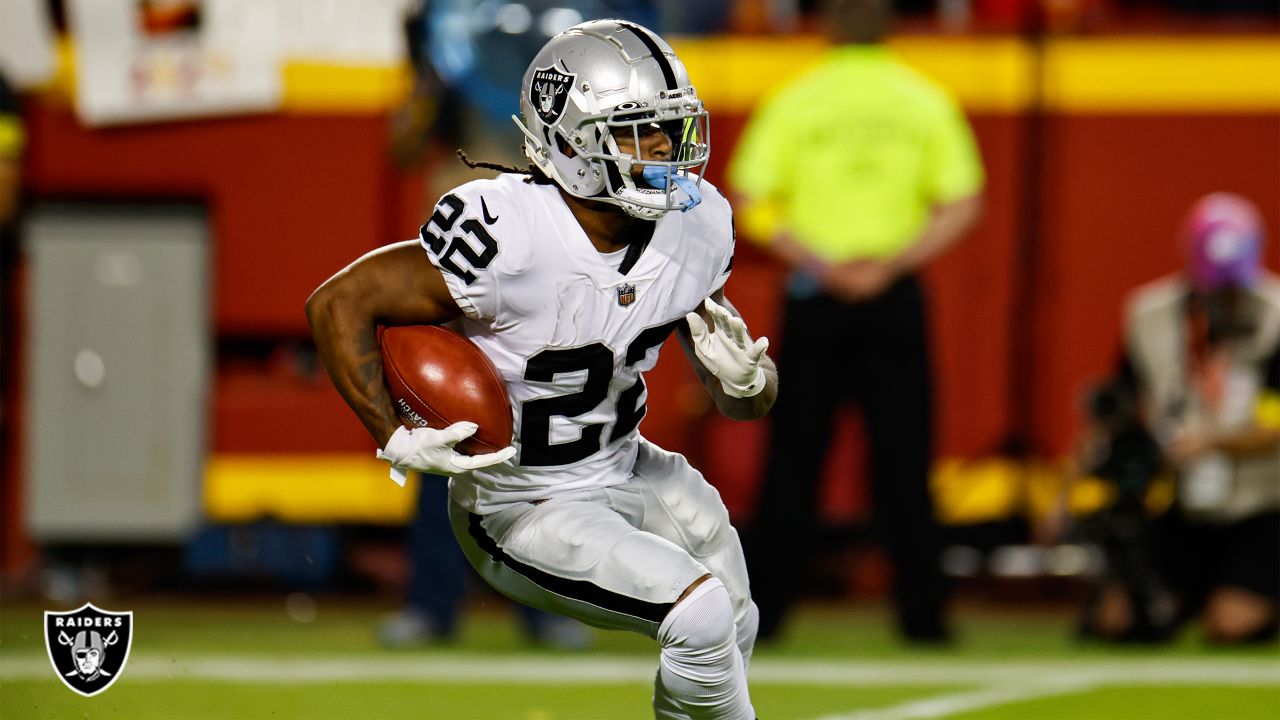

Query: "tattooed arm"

xmin=305 ymin=240 xmax=463 ymax=447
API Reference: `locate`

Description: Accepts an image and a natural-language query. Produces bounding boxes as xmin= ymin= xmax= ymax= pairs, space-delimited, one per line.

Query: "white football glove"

xmin=685 ymin=297 xmax=770 ymax=399
xmin=376 ymin=423 xmax=516 ymax=486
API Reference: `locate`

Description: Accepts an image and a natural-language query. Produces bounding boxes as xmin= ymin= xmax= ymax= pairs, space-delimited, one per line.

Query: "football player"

xmin=307 ymin=20 xmax=776 ymax=719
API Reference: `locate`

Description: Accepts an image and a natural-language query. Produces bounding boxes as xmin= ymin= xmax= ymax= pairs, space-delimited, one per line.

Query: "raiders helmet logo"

xmin=44 ymin=603 xmax=133 ymax=697
xmin=529 ymin=65 xmax=575 ymax=125
xmin=617 ymin=283 xmax=637 ymax=307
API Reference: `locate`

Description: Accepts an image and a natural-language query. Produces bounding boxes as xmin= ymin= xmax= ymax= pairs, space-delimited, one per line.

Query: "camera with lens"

xmin=1075 ymin=377 xmax=1177 ymax=641
xmin=1082 ymin=379 xmax=1164 ymax=511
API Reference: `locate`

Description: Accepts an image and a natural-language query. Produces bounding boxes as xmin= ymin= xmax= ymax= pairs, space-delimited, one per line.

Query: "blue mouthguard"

xmin=641 ymin=165 xmax=702 ymax=212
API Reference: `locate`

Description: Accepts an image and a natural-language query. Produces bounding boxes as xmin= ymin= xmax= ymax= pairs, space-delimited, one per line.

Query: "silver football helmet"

xmin=514 ymin=20 xmax=710 ymax=220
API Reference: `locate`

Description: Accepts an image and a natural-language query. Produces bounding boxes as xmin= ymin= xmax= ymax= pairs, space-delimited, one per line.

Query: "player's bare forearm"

xmin=710 ymin=354 xmax=777 ymax=420
xmin=305 ymin=240 xmax=463 ymax=447
xmin=306 ymin=289 xmax=401 ymax=447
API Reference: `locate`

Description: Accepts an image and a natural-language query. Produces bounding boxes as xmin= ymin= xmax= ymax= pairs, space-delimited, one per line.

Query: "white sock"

xmin=655 ymin=578 xmax=755 ymax=720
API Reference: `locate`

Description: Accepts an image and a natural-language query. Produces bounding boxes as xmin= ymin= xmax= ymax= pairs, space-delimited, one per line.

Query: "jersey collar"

xmin=546 ymin=185 xmax=679 ymax=290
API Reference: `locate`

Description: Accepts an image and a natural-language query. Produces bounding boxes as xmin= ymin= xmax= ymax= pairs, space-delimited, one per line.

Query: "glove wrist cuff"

xmin=376 ymin=425 xmax=413 ymax=464
xmin=376 ymin=426 xmax=416 ymax=487
xmin=721 ymin=366 xmax=766 ymax=399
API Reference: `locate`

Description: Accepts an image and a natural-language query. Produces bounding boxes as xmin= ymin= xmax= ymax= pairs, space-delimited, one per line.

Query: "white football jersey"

xmin=418 ymin=173 xmax=735 ymax=513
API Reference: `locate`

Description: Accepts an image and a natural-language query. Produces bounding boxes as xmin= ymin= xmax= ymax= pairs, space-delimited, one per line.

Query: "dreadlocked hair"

xmin=456 ymin=149 xmax=555 ymax=185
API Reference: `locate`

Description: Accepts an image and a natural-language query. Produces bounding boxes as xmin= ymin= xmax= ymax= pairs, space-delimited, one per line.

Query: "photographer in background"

xmin=1084 ymin=192 xmax=1280 ymax=644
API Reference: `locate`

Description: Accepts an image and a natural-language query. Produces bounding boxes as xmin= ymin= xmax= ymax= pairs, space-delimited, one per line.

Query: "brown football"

xmin=380 ymin=325 xmax=513 ymax=456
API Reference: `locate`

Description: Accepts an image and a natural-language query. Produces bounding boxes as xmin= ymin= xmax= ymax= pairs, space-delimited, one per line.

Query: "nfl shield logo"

xmin=44 ymin=603 xmax=133 ymax=697
xmin=617 ymin=283 xmax=637 ymax=307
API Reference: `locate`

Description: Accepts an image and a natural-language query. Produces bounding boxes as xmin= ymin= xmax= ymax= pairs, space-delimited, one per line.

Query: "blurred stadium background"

xmin=0 ymin=1 xmax=1277 ymax=718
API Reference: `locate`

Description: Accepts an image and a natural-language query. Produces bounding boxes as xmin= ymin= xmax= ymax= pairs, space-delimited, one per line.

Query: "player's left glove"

xmin=685 ymin=297 xmax=770 ymax=398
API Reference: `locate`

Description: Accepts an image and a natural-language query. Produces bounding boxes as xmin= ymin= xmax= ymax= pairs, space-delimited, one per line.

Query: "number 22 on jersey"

xmin=423 ymin=192 xmax=682 ymax=468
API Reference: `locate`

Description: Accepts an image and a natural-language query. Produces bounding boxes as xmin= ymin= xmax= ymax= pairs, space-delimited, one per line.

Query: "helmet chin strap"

xmin=641 ymin=166 xmax=702 ymax=212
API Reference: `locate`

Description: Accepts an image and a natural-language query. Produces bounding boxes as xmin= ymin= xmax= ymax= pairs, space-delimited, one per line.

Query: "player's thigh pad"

xmin=631 ymin=442 xmax=752 ymax=612
xmin=449 ymin=495 xmax=708 ymax=638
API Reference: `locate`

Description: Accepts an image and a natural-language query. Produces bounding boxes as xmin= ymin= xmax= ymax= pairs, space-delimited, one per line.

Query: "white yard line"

xmin=812 ymin=676 xmax=1100 ymax=720
xmin=1 ymin=655 xmax=1277 ymax=687
xmin=809 ymin=659 xmax=1280 ymax=720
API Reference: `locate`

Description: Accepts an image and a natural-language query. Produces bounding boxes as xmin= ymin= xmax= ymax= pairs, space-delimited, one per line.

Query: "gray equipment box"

xmin=25 ymin=205 xmax=210 ymax=542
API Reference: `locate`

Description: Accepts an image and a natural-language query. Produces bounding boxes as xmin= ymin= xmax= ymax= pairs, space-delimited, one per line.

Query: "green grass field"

xmin=2 ymin=598 xmax=1277 ymax=719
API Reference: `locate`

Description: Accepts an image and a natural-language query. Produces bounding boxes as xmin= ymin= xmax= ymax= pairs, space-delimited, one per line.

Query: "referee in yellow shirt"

xmin=729 ymin=0 xmax=984 ymax=643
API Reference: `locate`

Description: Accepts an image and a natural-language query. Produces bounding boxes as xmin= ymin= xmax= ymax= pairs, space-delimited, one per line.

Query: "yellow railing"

xmin=203 ymin=452 xmax=1139 ymax=526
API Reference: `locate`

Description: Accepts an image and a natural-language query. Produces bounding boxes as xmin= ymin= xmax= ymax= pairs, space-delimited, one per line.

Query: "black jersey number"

xmin=421 ymin=194 xmax=498 ymax=286
xmin=519 ymin=320 xmax=680 ymax=467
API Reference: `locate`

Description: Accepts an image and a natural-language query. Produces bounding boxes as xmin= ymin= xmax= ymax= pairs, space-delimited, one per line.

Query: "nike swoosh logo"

xmin=481 ymin=196 xmax=499 ymax=225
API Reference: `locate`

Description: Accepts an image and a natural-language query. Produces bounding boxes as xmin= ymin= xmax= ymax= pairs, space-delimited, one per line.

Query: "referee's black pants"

xmin=748 ymin=274 xmax=947 ymax=642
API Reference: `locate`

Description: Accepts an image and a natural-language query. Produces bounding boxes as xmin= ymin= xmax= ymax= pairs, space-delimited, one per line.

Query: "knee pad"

xmin=658 ymin=578 xmax=736 ymax=654
xmin=655 ymin=578 xmax=755 ymax=719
